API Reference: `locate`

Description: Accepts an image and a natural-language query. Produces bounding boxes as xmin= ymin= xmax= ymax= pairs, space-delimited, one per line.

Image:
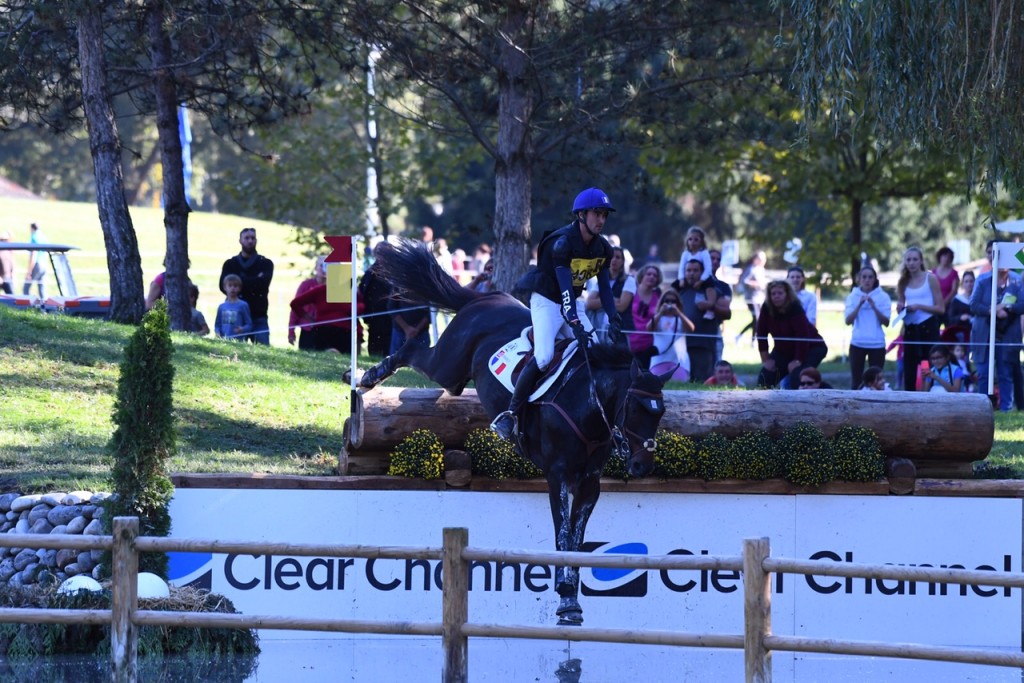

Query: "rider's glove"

xmin=569 ymin=319 xmax=590 ymax=345
xmin=607 ymin=313 xmax=623 ymax=343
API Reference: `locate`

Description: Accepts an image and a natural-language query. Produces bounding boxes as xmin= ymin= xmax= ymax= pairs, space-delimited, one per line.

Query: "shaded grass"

xmin=0 ymin=306 xmax=351 ymax=493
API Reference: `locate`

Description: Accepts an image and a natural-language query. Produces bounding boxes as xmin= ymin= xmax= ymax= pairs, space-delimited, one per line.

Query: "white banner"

xmin=167 ymin=490 xmax=1022 ymax=650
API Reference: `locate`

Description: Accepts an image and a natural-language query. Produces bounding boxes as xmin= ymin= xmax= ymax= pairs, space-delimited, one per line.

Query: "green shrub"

xmin=388 ymin=429 xmax=445 ymax=479
xmin=654 ymin=430 xmax=697 ymax=478
xmin=832 ymin=426 xmax=885 ymax=482
xmin=695 ymin=432 xmax=732 ymax=481
xmin=729 ymin=430 xmax=780 ymax=480
xmin=103 ymin=301 xmax=175 ymax=578
xmin=463 ymin=428 xmax=541 ymax=479
xmin=602 ymin=450 xmax=628 ymax=479
xmin=778 ymin=422 xmax=835 ymax=487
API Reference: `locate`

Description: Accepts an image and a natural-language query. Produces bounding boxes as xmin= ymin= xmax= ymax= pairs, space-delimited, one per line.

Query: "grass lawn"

xmin=3 ymin=298 xmax=1022 ymax=494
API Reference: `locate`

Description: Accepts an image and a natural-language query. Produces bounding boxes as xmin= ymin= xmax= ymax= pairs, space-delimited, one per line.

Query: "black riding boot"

xmin=491 ymin=358 xmax=544 ymax=441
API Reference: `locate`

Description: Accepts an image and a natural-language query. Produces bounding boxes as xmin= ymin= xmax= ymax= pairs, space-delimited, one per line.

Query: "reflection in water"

xmin=3 ymin=637 xmax=1018 ymax=682
xmin=0 ymin=651 xmax=257 ymax=683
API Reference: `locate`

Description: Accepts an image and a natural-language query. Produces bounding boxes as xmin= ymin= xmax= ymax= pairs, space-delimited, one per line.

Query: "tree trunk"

xmin=348 ymin=388 xmax=993 ymax=468
xmin=491 ymin=6 xmax=534 ymax=294
xmin=148 ymin=2 xmax=191 ymax=332
xmin=77 ymin=4 xmax=144 ymax=324
xmin=850 ymin=196 xmax=863 ymax=282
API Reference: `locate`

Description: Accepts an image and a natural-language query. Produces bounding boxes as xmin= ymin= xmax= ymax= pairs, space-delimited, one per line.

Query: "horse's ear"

xmin=656 ymin=364 xmax=678 ymax=387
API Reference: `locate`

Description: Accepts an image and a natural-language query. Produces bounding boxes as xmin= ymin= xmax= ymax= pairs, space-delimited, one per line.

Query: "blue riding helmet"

xmin=572 ymin=187 xmax=615 ymax=214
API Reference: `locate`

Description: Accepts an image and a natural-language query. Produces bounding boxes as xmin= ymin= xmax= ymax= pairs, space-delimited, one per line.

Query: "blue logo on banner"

xmin=580 ymin=542 xmax=648 ymax=597
xmin=168 ymin=551 xmax=214 ymax=591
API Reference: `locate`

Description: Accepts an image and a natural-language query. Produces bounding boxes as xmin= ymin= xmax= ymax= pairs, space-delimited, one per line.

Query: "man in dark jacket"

xmin=220 ymin=227 xmax=274 ymax=344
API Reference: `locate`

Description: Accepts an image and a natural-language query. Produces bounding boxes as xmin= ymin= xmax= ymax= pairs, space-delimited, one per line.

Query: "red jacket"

xmin=289 ymin=284 xmax=365 ymax=332
xmin=756 ymin=303 xmax=824 ymax=362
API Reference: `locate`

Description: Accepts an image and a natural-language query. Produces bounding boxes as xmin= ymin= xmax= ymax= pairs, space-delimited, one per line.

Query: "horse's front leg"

xmin=358 ymin=341 xmax=421 ymax=389
xmin=545 ymin=476 xmax=581 ymax=624
xmin=555 ymin=472 xmax=602 ymax=626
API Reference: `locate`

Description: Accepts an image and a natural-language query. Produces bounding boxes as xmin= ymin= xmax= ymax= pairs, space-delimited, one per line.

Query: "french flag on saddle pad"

xmin=490 ymin=350 xmax=507 ymax=376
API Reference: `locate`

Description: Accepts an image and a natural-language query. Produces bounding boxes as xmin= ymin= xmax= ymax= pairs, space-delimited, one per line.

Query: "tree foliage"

xmin=783 ymin=0 xmax=1024 ymax=201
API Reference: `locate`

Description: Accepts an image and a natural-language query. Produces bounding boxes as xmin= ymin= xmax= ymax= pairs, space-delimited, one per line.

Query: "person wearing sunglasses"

xmin=797 ymin=367 xmax=832 ymax=390
xmin=648 ymin=290 xmax=695 ymax=379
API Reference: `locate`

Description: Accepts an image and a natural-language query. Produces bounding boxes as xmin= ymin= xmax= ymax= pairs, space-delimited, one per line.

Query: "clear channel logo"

xmin=580 ymin=541 xmax=648 ymax=597
xmin=167 ymin=551 xmax=214 ymax=591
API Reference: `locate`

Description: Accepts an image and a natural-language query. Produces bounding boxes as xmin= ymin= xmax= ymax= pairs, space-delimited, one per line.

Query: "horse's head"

xmin=617 ymin=361 xmax=673 ymax=478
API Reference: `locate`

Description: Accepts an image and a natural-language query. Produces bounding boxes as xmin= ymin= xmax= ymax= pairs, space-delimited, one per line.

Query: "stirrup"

xmin=490 ymin=411 xmax=518 ymax=441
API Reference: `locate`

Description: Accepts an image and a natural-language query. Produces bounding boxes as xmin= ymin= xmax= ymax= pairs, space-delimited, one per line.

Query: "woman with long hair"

xmin=585 ymin=246 xmax=635 ymax=343
xmin=943 ymin=269 xmax=974 ymax=344
xmin=755 ymin=279 xmax=828 ymax=389
xmin=627 ymin=264 xmax=663 ymax=368
xmin=896 ymin=246 xmax=945 ymax=392
xmin=931 ymin=246 xmax=960 ymax=310
xmin=844 ymin=266 xmax=892 ymax=388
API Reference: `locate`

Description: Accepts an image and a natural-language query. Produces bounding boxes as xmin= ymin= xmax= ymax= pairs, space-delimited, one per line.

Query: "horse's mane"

xmin=584 ymin=341 xmax=636 ymax=371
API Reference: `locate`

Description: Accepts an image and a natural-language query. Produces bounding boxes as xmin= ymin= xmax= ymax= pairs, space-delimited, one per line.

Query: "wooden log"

xmin=349 ymin=387 xmax=993 ymax=464
xmin=885 ymin=457 xmax=916 ymax=495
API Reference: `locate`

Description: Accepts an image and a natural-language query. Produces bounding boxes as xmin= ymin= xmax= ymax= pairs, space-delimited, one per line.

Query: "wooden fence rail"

xmin=1 ymin=519 xmax=1023 ymax=683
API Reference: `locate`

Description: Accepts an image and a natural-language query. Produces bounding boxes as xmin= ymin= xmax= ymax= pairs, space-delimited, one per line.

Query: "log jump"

xmin=343 ymin=388 xmax=993 ymax=479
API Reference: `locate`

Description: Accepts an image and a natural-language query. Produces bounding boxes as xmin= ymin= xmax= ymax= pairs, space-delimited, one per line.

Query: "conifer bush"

xmin=103 ymin=301 xmax=175 ymax=577
xmin=653 ymin=430 xmax=698 ymax=478
xmin=777 ymin=422 xmax=835 ymax=487
xmin=694 ymin=432 xmax=732 ymax=481
xmin=832 ymin=426 xmax=885 ymax=482
xmin=729 ymin=430 xmax=780 ymax=480
xmin=388 ymin=428 xmax=445 ymax=479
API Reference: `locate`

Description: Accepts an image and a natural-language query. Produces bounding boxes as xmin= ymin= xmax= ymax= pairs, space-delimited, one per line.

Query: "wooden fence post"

xmin=744 ymin=537 xmax=772 ymax=683
xmin=112 ymin=516 xmax=139 ymax=683
xmin=442 ymin=527 xmax=469 ymax=683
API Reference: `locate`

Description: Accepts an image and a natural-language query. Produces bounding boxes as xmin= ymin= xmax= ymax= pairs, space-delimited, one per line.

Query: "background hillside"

xmin=1 ymin=196 xmax=322 ymax=347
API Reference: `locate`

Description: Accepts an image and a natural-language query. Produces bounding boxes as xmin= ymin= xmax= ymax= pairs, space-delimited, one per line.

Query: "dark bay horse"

xmin=357 ymin=240 xmax=671 ymax=625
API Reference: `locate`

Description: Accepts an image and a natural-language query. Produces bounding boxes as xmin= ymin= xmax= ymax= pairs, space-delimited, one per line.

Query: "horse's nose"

xmin=628 ymin=459 xmax=654 ymax=478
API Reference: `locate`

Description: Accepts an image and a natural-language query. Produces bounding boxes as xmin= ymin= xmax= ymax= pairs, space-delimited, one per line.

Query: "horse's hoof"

xmin=557 ymin=611 xmax=583 ymax=626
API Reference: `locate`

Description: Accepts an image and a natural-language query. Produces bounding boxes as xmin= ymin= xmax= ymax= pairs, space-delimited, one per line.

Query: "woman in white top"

xmin=585 ymin=246 xmax=635 ymax=344
xmin=896 ymin=246 xmax=945 ymax=392
xmin=787 ymin=266 xmax=817 ymax=324
xmin=648 ymin=289 xmax=694 ymax=382
xmin=844 ymin=266 xmax=892 ymax=388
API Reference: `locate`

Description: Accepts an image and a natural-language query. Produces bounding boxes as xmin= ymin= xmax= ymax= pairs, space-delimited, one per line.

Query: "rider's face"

xmin=583 ymin=208 xmax=609 ymax=233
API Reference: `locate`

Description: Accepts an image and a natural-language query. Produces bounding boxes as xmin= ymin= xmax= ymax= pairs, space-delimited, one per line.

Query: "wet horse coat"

xmin=358 ymin=240 xmax=669 ymax=624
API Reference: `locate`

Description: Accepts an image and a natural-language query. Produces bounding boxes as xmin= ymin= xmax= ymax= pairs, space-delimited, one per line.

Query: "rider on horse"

xmin=490 ymin=187 xmax=624 ymax=441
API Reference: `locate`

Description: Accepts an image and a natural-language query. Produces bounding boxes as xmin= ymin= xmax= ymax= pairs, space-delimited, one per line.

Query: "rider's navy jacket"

xmin=517 ymin=222 xmax=615 ymax=322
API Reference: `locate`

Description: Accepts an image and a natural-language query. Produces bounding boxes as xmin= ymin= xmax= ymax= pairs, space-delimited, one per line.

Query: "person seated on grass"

xmin=797 ymin=367 xmax=832 ymax=390
xmin=860 ymin=366 xmax=891 ymax=391
xmin=921 ymin=343 xmax=964 ymax=393
xmin=704 ymin=360 xmax=745 ymax=387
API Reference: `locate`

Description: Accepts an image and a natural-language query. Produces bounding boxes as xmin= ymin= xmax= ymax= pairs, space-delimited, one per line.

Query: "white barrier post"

xmin=744 ymin=537 xmax=772 ymax=683
xmin=443 ymin=527 xmax=469 ymax=683
xmin=112 ymin=517 xmax=139 ymax=683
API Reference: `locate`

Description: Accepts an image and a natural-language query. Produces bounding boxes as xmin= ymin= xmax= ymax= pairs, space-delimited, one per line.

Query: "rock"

xmin=47 ymin=505 xmax=84 ymax=527
xmin=92 ymin=507 xmax=106 ymax=519
xmin=90 ymin=549 xmax=103 ymax=563
xmin=5 ymin=511 xmax=16 ymax=521
xmin=8 ymin=571 xmax=23 ymax=588
xmin=77 ymin=552 xmax=94 ymax=573
xmin=41 ymin=549 xmax=57 ymax=568
xmin=40 ymin=492 xmax=66 ymax=506
xmin=56 ymin=548 xmax=78 ymax=569
xmin=13 ymin=548 xmax=37 ymax=571
xmin=37 ymin=568 xmax=56 ymax=586
xmin=64 ymin=563 xmax=81 ymax=576
xmin=80 ymin=505 xmax=97 ymax=519
xmin=91 ymin=564 xmax=103 ymax=580
xmin=0 ymin=521 xmax=11 ymax=533
xmin=50 ymin=524 xmax=68 ymax=536
xmin=66 ymin=516 xmax=88 ymax=535
xmin=10 ymin=494 xmax=43 ymax=513
xmin=83 ymin=519 xmax=103 ymax=536
xmin=0 ymin=492 xmax=20 ymax=511
xmin=14 ymin=518 xmax=29 ymax=534
xmin=0 ymin=558 xmax=15 ymax=581
xmin=29 ymin=519 xmax=54 ymax=534
xmin=28 ymin=503 xmax=52 ymax=524
xmin=62 ymin=491 xmax=93 ymax=505
xmin=90 ymin=492 xmax=111 ymax=503
xmin=21 ymin=563 xmax=40 ymax=584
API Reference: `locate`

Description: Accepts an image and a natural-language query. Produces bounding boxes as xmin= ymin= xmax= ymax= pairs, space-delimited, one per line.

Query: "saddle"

xmin=488 ymin=327 xmax=580 ymax=399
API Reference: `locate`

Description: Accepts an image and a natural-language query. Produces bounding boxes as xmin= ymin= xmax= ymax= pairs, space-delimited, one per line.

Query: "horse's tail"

xmin=373 ymin=238 xmax=482 ymax=313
